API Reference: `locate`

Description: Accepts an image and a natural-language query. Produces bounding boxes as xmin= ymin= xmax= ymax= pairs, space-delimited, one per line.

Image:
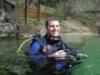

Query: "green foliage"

xmin=17 ymin=0 xmax=25 ymax=8
xmin=27 ymin=19 xmax=44 ymax=33
xmin=80 ymin=18 xmax=95 ymax=27
xmin=40 ymin=0 xmax=65 ymax=8
xmin=54 ymin=2 xmax=65 ymax=20
xmin=81 ymin=0 xmax=96 ymax=11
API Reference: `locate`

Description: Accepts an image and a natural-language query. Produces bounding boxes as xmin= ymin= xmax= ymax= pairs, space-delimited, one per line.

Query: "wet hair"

xmin=45 ymin=17 xmax=59 ymax=28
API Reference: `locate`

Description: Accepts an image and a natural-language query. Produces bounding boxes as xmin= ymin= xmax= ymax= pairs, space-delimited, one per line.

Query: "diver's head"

xmin=45 ymin=17 xmax=60 ymax=38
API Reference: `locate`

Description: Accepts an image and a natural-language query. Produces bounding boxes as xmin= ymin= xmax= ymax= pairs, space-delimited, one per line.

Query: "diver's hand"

xmin=48 ymin=50 xmax=67 ymax=59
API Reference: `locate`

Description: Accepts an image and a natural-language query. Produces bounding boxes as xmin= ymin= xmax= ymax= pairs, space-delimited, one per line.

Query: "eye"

xmin=49 ymin=25 xmax=54 ymax=27
xmin=56 ymin=25 xmax=59 ymax=27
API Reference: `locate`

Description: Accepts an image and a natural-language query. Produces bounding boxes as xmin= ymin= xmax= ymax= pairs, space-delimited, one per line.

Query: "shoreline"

xmin=0 ymin=32 xmax=99 ymax=38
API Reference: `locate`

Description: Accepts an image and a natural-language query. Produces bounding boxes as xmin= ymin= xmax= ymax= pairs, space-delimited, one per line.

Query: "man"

xmin=27 ymin=17 xmax=87 ymax=75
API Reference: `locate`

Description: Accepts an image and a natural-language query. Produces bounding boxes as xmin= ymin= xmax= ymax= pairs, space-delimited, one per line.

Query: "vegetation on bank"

xmin=17 ymin=0 xmax=100 ymax=34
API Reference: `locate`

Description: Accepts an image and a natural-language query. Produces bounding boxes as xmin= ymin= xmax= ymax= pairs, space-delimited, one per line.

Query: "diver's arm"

xmin=27 ymin=42 xmax=48 ymax=59
xmin=48 ymin=50 xmax=67 ymax=60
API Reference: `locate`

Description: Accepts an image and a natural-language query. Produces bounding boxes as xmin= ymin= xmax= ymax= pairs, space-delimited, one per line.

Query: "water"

xmin=0 ymin=35 xmax=100 ymax=75
xmin=0 ymin=38 xmax=30 ymax=75
xmin=0 ymin=38 xmax=19 ymax=75
xmin=71 ymin=36 xmax=100 ymax=75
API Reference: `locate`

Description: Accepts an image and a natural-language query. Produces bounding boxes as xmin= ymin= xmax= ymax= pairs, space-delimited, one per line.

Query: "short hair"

xmin=45 ymin=17 xmax=59 ymax=28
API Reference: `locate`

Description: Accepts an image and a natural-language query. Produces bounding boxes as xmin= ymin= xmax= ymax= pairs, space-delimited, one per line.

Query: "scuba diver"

xmin=26 ymin=17 xmax=88 ymax=75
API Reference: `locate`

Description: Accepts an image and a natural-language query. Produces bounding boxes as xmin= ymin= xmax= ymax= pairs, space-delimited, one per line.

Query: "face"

xmin=46 ymin=20 xmax=60 ymax=37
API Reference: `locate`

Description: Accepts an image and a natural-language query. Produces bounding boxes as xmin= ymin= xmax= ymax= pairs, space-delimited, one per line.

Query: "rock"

xmin=0 ymin=0 xmax=21 ymax=38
